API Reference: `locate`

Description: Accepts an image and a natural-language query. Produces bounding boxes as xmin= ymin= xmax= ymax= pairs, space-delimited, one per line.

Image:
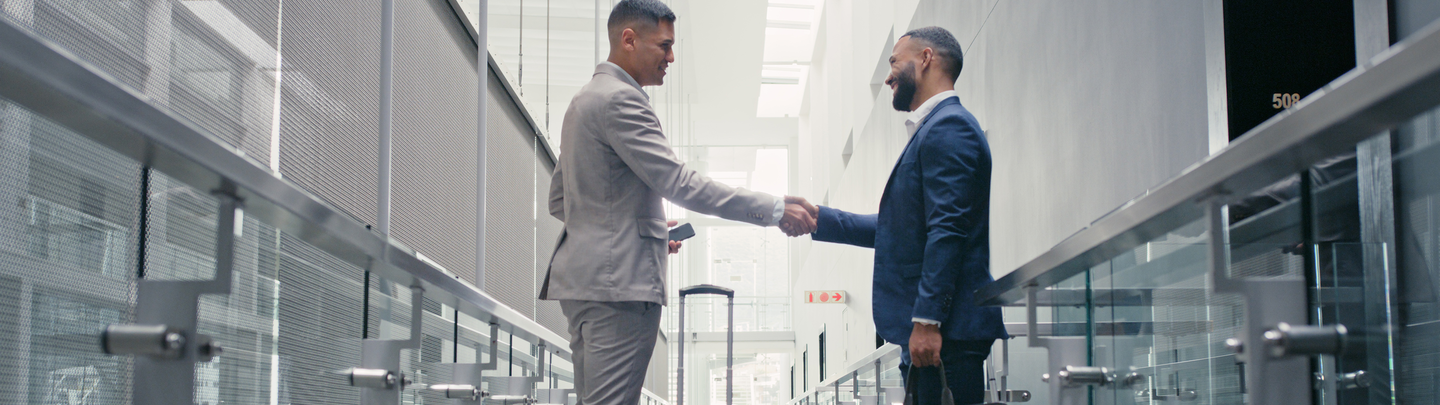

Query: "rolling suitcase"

xmin=677 ymin=284 xmax=735 ymax=405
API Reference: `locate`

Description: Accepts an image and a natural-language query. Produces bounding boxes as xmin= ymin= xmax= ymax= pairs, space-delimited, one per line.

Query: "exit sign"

xmin=805 ymin=291 xmax=847 ymax=304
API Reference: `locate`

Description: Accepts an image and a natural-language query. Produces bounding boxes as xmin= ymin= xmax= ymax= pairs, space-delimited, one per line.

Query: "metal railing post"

xmin=476 ymin=0 xmax=489 ymax=289
xmin=1207 ymin=198 xmax=1312 ymax=405
xmin=377 ymin=0 xmax=394 ymax=235
xmin=352 ymin=285 xmax=424 ymax=405
xmin=677 ymin=294 xmax=686 ymax=405
xmin=727 ymin=294 xmax=735 ymax=405
xmin=104 ymin=193 xmax=240 ymax=405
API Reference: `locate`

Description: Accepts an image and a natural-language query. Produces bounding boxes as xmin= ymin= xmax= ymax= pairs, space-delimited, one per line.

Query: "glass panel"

xmin=878 ymin=353 xmax=902 ymax=403
xmin=1090 ymin=216 xmax=1245 ymax=405
xmin=141 ymin=170 xmax=279 ymax=404
xmin=855 ymin=358 xmax=877 ymax=399
xmin=1297 ymin=140 xmax=1393 ymax=405
xmin=271 ymin=227 xmax=367 ymax=404
xmin=0 ymin=98 xmax=141 ymax=404
xmin=410 ymin=297 xmax=453 ymax=404
xmin=150 ymin=172 xmax=368 ymax=405
xmin=1385 ymin=111 xmax=1440 ymax=404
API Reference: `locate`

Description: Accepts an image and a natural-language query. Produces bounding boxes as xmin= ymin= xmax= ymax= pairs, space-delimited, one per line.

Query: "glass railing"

xmin=786 ymin=344 xmax=905 ymax=405
xmin=974 ymin=18 xmax=1440 ymax=405
xmin=0 ymin=10 xmax=668 ymax=405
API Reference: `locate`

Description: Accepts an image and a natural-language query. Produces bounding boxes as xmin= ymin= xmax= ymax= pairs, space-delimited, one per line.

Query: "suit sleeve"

xmin=912 ymin=115 xmax=987 ymax=324
xmin=604 ymin=91 xmax=779 ymax=225
xmin=811 ymin=205 xmax=878 ymax=249
xmin=548 ymin=160 xmax=565 ymax=221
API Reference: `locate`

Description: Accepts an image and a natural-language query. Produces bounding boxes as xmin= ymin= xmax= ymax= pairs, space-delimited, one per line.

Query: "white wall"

xmin=790 ymin=0 xmax=1215 ymax=394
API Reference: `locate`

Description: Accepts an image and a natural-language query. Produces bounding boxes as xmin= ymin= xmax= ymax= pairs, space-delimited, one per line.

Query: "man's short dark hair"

xmin=608 ymin=0 xmax=677 ymax=38
xmin=901 ymin=26 xmax=964 ymax=81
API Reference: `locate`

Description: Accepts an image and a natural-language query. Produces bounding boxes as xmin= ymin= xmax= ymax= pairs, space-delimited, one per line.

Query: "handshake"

xmin=778 ymin=196 xmax=820 ymax=237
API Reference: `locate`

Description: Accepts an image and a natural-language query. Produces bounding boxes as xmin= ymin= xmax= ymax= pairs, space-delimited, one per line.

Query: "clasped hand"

xmin=779 ymin=196 xmax=819 ymax=237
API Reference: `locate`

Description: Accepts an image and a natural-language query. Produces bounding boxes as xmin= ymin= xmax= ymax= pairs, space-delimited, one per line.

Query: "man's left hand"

xmin=910 ymin=322 xmax=942 ymax=367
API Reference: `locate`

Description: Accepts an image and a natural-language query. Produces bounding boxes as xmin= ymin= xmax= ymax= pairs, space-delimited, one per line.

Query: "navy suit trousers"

xmin=899 ymin=339 xmax=995 ymax=405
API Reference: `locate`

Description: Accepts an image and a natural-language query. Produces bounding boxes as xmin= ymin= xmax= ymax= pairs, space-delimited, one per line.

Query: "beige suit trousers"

xmin=561 ymin=300 xmax=662 ymax=405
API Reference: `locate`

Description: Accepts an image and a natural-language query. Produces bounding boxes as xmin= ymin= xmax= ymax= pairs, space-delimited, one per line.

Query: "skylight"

xmin=756 ymin=0 xmax=819 ymax=118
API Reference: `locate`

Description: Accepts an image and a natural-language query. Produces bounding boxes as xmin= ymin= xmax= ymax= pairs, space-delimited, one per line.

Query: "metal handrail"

xmin=786 ymin=344 xmax=903 ymax=405
xmin=640 ymin=387 xmax=671 ymax=405
xmin=0 ymin=11 xmax=573 ymax=366
xmin=976 ymin=18 xmax=1440 ymax=306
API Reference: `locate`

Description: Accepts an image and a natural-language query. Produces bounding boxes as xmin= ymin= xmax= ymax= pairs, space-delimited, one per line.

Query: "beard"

xmin=890 ymin=63 xmax=919 ymax=112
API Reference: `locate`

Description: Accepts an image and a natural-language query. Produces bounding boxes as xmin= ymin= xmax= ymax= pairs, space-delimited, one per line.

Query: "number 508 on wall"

xmin=1273 ymin=93 xmax=1302 ymax=109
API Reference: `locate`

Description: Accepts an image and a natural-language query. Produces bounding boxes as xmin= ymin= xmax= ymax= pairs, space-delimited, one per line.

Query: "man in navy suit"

xmin=786 ymin=26 xmax=1007 ymax=404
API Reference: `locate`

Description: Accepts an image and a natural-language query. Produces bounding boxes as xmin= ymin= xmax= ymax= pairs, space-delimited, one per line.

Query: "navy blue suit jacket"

xmin=812 ymin=96 xmax=1008 ymax=344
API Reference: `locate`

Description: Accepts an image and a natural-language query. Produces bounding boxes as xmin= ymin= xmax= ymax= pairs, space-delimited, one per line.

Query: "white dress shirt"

xmin=905 ymin=90 xmax=957 ymax=138
xmin=903 ymin=89 xmax=956 ymax=327
xmin=602 ymin=62 xmax=785 ymax=225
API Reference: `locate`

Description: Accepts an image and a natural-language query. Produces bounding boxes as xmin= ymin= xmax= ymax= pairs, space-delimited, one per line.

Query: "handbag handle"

xmin=903 ymin=360 xmax=955 ymax=405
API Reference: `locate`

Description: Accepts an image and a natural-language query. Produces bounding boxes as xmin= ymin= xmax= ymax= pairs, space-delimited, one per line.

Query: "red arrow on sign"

xmin=832 ymin=292 xmax=842 ymax=301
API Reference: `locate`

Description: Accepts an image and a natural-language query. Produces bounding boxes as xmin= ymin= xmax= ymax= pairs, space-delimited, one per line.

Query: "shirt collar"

xmin=904 ymin=90 xmax=956 ymax=136
xmin=598 ymin=61 xmax=648 ymax=100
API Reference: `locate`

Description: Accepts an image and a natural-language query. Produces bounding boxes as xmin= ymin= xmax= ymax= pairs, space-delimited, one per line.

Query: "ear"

xmin=621 ymin=28 xmax=638 ymax=51
xmin=919 ymin=48 xmax=934 ymax=72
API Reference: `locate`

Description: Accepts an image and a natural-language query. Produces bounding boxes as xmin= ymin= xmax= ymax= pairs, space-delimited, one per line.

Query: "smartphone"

xmin=668 ymin=223 xmax=696 ymax=241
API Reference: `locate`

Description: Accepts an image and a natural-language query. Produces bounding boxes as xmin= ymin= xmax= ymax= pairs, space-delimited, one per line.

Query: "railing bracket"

xmin=101 ymin=192 xmax=241 ymax=405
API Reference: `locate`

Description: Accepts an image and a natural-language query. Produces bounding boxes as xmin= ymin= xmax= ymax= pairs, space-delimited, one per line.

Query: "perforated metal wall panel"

xmin=2 ymin=1 xmax=569 ymax=401
xmin=275 ymin=0 xmax=381 ymax=227
xmin=217 ymin=0 xmax=280 ymax=49
xmin=483 ymin=66 xmax=541 ymax=317
xmin=166 ymin=2 xmax=278 ymax=167
xmin=26 ymin=1 xmax=150 ymax=92
xmin=390 ymin=0 xmax=479 ymax=286
xmin=535 ymin=156 xmax=569 ymax=341
xmin=5 ymin=1 xmax=280 ymax=169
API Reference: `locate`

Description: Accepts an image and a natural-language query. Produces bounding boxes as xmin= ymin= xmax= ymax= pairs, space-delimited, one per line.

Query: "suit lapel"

xmin=879 ymin=97 xmax=961 ymax=203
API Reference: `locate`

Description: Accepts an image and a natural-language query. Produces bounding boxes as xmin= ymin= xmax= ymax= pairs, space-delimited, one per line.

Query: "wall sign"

xmin=805 ymin=291 xmax=847 ymax=304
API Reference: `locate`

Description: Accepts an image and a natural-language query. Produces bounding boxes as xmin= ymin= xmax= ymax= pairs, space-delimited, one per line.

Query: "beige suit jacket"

xmin=539 ymin=63 xmax=778 ymax=305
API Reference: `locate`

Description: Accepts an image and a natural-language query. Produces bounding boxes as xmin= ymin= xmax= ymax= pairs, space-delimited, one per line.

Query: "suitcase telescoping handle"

xmin=677 ymin=284 xmax=736 ymax=405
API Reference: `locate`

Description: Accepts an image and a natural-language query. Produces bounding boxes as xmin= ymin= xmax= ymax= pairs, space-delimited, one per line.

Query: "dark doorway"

xmin=801 ymin=348 xmax=808 ymax=391
xmin=818 ymin=330 xmax=827 ymax=382
xmin=1224 ymin=0 xmax=1356 ymax=140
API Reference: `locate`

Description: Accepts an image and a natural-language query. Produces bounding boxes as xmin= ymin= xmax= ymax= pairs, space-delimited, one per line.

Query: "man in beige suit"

xmin=538 ymin=0 xmax=814 ymax=403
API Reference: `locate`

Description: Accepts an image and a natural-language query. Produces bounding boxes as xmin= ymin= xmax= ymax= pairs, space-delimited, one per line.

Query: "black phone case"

xmin=668 ymin=223 xmax=696 ymax=241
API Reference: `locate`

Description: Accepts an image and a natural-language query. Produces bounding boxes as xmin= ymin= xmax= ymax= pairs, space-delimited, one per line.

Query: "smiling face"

xmin=884 ymin=36 xmax=925 ymax=112
xmin=623 ymin=20 xmax=676 ymax=86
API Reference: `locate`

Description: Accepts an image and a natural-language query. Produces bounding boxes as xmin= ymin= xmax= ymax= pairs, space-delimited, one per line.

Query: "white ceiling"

xmin=659 ymin=0 xmax=801 ymax=146
xmin=459 ymin=0 xmax=802 ymax=147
